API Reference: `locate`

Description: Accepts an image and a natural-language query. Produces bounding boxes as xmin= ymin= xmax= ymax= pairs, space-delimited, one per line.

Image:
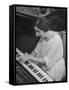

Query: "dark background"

xmin=16 ymin=15 xmax=38 ymax=53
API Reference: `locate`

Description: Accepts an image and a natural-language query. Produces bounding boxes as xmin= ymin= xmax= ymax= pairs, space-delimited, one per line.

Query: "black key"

xmin=28 ymin=64 xmax=34 ymax=70
xmin=33 ymin=69 xmax=38 ymax=73
xmin=42 ymin=78 xmax=48 ymax=82
xmin=37 ymin=73 xmax=44 ymax=79
xmin=24 ymin=61 xmax=30 ymax=65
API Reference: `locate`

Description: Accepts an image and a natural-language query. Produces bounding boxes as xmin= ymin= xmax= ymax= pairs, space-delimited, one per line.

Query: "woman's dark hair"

xmin=40 ymin=8 xmax=47 ymax=14
xmin=36 ymin=10 xmax=66 ymax=32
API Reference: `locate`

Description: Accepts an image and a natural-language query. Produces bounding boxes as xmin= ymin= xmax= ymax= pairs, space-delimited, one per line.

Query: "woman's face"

xmin=34 ymin=26 xmax=44 ymax=37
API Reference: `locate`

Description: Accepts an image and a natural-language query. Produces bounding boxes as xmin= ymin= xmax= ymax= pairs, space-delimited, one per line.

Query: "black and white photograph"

xmin=9 ymin=5 xmax=67 ymax=85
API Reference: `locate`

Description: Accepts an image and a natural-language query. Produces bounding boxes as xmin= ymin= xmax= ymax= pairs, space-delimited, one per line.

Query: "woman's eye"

xmin=36 ymin=31 xmax=39 ymax=32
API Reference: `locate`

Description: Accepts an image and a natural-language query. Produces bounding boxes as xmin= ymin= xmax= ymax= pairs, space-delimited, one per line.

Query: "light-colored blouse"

xmin=32 ymin=30 xmax=65 ymax=81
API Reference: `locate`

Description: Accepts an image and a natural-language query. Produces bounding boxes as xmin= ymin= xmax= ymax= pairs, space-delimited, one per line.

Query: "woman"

xmin=24 ymin=16 xmax=66 ymax=81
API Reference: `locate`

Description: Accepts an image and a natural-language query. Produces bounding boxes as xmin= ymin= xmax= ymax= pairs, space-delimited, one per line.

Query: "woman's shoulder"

xmin=44 ymin=31 xmax=62 ymax=44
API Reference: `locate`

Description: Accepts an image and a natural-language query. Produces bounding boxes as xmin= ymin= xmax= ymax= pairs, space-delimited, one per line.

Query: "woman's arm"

xmin=43 ymin=35 xmax=63 ymax=70
xmin=25 ymin=53 xmax=46 ymax=65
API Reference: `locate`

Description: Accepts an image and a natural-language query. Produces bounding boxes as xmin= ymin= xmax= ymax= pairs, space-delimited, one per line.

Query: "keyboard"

xmin=16 ymin=48 xmax=54 ymax=83
xmin=16 ymin=61 xmax=39 ymax=84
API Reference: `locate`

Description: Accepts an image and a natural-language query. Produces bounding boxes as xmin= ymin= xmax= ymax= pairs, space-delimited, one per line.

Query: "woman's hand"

xmin=24 ymin=52 xmax=38 ymax=64
xmin=31 ymin=51 xmax=36 ymax=57
xmin=24 ymin=52 xmax=46 ymax=65
xmin=25 ymin=52 xmax=35 ymax=60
